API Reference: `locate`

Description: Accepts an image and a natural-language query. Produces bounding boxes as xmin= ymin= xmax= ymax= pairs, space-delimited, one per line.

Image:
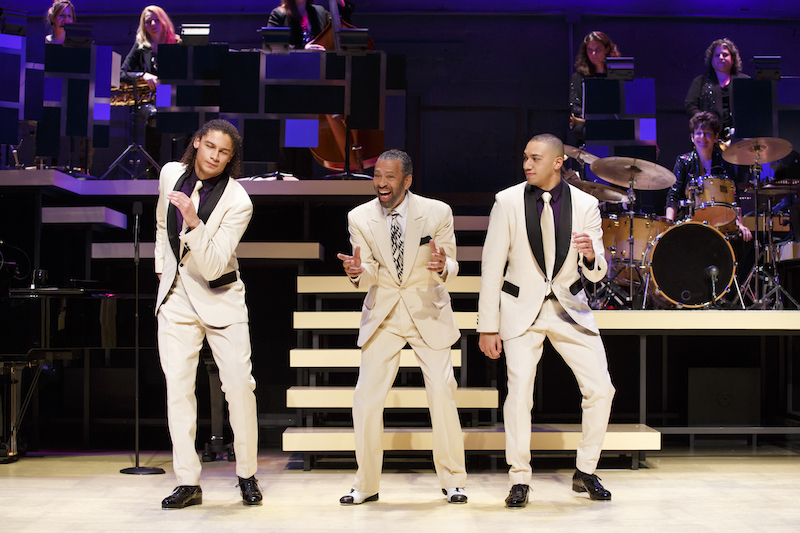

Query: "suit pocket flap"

xmin=502 ymin=280 xmax=520 ymax=298
xmin=209 ymin=271 xmax=237 ymax=289
xmin=420 ymin=235 xmax=432 ymax=246
xmin=363 ymin=286 xmax=377 ymax=310
xmin=570 ymin=279 xmax=584 ymax=296
xmin=432 ymin=284 xmax=451 ymax=309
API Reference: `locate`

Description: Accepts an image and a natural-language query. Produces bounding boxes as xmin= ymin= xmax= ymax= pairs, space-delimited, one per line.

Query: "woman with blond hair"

xmin=45 ymin=0 xmax=76 ymax=44
xmin=120 ymin=6 xmax=180 ymax=175
xmin=121 ymin=5 xmax=180 ymax=91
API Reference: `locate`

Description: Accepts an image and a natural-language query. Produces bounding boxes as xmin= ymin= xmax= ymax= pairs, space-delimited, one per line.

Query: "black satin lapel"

xmin=197 ymin=174 xmax=230 ymax=224
xmin=553 ymin=182 xmax=573 ymax=277
xmin=524 ymin=188 xmax=546 ymax=275
xmin=168 ymin=170 xmax=192 ymax=260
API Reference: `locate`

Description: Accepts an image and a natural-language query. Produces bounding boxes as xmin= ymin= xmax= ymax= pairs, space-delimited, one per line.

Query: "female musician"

xmin=121 ymin=6 xmax=180 ymax=175
xmin=569 ymin=31 xmax=621 ymax=141
xmin=685 ymin=38 xmax=749 ymax=142
xmin=665 ymin=112 xmax=752 ymax=241
xmin=121 ymin=6 xmax=180 ymax=91
xmin=267 ymin=0 xmax=353 ymax=50
xmin=45 ymin=0 xmax=75 ymax=45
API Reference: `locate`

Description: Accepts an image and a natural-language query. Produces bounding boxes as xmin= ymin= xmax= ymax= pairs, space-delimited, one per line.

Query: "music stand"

xmin=260 ymin=27 xmax=291 ymax=53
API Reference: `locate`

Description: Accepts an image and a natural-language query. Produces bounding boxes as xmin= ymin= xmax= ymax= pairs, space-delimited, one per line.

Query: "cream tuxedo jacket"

xmin=477 ymin=181 xmax=607 ymax=339
xmin=347 ymin=192 xmax=460 ymax=350
xmin=154 ymin=162 xmax=253 ymax=327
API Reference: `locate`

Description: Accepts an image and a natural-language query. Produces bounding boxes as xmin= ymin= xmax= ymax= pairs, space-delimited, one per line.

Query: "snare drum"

xmin=602 ymin=213 xmax=672 ymax=265
xmin=687 ymin=176 xmax=737 ymax=227
xmin=645 ymin=221 xmax=736 ymax=308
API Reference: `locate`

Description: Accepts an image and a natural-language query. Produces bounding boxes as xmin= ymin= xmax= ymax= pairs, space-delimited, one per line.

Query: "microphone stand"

xmin=706 ymin=265 xmax=719 ymax=308
xmin=121 ymin=201 xmax=165 ymax=475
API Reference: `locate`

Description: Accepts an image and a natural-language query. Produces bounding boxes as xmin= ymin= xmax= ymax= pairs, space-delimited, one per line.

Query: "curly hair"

xmin=704 ymin=38 xmax=743 ymax=78
xmin=180 ymin=119 xmax=243 ymax=178
xmin=377 ymin=149 xmax=413 ymax=178
xmin=135 ymin=5 xmax=180 ymax=49
xmin=689 ymin=111 xmax=721 ymax=136
xmin=574 ymin=31 xmax=620 ymax=76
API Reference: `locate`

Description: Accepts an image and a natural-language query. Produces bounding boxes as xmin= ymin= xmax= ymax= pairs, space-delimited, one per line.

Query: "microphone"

xmin=705 ymin=265 xmax=719 ymax=281
xmin=132 ymin=201 xmax=143 ymax=216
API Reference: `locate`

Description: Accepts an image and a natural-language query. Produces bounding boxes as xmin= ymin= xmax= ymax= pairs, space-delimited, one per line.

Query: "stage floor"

xmin=1 ymin=444 xmax=799 ymax=532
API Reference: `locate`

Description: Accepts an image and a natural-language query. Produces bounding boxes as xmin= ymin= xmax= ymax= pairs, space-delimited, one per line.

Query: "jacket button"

xmin=179 ymin=263 xmax=184 ymax=267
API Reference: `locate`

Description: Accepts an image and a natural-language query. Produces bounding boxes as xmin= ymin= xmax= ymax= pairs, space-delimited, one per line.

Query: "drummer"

xmin=665 ymin=112 xmax=752 ymax=241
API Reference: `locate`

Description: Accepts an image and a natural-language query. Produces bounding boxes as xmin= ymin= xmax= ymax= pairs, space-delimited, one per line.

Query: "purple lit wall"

xmin=13 ymin=1 xmax=800 ymax=208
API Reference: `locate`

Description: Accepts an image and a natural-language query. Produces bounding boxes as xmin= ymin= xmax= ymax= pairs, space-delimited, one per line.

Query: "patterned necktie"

xmin=390 ymin=211 xmax=403 ymax=281
xmin=541 ymin=191 xmax=555 ymax=291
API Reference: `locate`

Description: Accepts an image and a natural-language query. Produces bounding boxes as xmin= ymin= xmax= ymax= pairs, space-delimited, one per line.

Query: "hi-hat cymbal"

xmin=569 ymin=180 xmax=628 ymax=203
xmin=589 ymin=157 xmax=676 ymax=190
xmin=722 ymin=137 xmax=793 ymax=165
xmin=563 ymin=145 xmax=599 ymax=165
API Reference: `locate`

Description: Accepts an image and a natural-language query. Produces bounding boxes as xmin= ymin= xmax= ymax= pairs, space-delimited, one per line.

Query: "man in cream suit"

xmin=336 ymin=149 xmax=467 ymax=505
xmin=154 ymin=119 xmax=261 ymax=509
xmin=478 ymin=134 xmax=615 ymax=507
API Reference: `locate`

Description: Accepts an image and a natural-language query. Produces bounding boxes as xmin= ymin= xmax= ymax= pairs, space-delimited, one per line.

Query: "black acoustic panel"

xmin=158 ymin=44 xmax=188 ymax=80
xmin=192 ymin=44 xmax=229 ymax=80
xmin=0 ymin=107 xmax=17 ymax=145
xmin=584 ymin=78 xmax=621 ymax=115
xmin=733 ymin=78 xmax=775 ymax=138
xmin=36 ymin=106 xmax=61 ymax=157
xmin=386 ymin=54 xmax=407 ymax=91
xmin=92 ymin=124 xmax=109 ymax=149
xmin=176 ymin=85 xmax=221 ymax=107
xmin=325 ymin=52 xmax=346 ymax=80
xmin=264 ymin=85 xmax=345 ymax=114
xmin=24 ymin=68 xmax=44 ymax=122
xmin=614 ymin=145 xmax=658 ymax=163
xmin=220 ymin=52 xmax=260 ymax=113
xmin=44 ymin=45 xmax=90 ymax=74
xmin=0 ymin=52 xmax=20 ymax=102
xmin=585 ymin=119 xmax=635 ymax=141
xmin=242 ymin=119 xmax=280 ymax=162
xmin=65 ymin=78 xmax=89 ymax=136
xmin=157 ymin=112 xmax=200 ymax=134
xmin=349 ymin=54 xmax=381 ymax=130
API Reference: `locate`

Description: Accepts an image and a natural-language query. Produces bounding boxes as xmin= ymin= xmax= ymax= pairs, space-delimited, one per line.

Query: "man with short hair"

xmin=478 ymin=134 xmax=615 ymax=507
xmin=336 ymin=149 xmax=467 ymax=505
xmin=154 ymin=119 xmax=261 ymax=509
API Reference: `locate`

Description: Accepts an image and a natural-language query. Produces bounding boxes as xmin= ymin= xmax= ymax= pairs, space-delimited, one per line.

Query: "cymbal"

xmin=563 ymin=145 xmax=599 ymax=165
xmin=590 ymin=157 xmax=676 ymax=190
xmin=569 ymin=180 xmax=628 ymax=203
xmin=722 ymin=137 xmax=793 ymax=165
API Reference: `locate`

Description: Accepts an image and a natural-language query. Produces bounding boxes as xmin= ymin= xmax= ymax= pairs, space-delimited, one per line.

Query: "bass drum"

xmin=646 ymin=221 xmax=736 ymax=308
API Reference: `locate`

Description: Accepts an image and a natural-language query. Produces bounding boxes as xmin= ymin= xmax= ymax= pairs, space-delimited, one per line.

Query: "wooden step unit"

xmin=283 ymin=424 xmax=661 ymax=452
xmin=92 ymin=241 xmax=324 ymax=260
xmin=297 ymin=275 xmax=480 ymax=294
xmin=287 ymin=386 xmax=498 ymax=409
xmin=290 ymin=348 xmax=461 ymax=368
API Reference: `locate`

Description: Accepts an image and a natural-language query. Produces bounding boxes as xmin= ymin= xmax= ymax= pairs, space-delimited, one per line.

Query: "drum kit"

xmin=565 ymin=137 xmax=799 ymax=310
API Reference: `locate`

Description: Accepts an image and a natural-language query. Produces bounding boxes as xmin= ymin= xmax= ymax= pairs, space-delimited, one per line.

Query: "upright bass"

xmin=308 ymin=0 xmax=383 ymax=175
